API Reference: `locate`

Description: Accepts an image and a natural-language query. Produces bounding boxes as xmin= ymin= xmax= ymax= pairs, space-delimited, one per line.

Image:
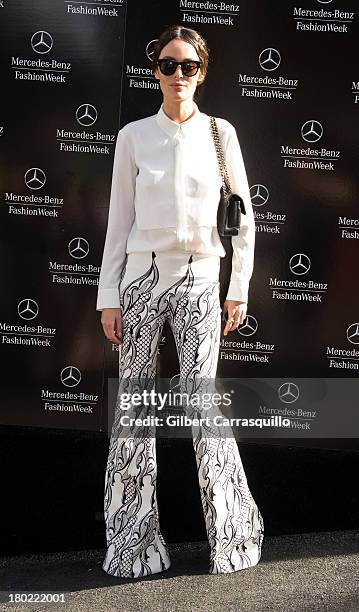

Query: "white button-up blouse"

xmin=96 ymin=101 xmax=255 ymax=311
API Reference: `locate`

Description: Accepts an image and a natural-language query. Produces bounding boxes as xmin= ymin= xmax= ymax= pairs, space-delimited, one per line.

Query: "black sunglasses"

xmin=157 ymin=59 xmax=202 ymax=77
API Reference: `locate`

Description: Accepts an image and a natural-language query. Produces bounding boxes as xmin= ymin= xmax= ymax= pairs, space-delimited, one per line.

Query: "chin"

xmin=170 ymin=90 xmax=190 ymax=98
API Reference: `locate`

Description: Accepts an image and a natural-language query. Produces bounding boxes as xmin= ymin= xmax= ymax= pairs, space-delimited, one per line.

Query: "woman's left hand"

xmin=223 ymin=300 xmax=247 ymax=336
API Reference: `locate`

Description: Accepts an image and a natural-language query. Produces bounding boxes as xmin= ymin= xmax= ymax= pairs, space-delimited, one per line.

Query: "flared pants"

xmin=103 ymin=250 xmax=264 ymax=578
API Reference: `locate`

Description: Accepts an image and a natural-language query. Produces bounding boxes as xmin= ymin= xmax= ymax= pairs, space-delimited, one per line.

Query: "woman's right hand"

xmin=100 ymin=308 xmax=122 ymax=344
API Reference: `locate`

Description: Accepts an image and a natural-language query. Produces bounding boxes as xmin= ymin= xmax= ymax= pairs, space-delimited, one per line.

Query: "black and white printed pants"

xmin=103 ymin=251 xmax=264 ymax=578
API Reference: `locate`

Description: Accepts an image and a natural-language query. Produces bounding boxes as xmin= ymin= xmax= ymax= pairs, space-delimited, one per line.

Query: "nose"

xmin=174 ymin=64 xmax=184 ymax=77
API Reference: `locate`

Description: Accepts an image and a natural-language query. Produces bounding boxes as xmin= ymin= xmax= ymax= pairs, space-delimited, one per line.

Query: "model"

xmin=96 ymin=24 xmax=264 ymax=579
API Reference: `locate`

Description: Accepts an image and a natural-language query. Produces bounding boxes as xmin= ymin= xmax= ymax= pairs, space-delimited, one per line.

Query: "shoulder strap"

xmin=209 ymin=116 xmax=232 ymax=196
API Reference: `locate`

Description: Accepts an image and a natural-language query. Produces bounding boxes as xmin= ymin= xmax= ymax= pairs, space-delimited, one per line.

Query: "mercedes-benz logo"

xmin=347 ymin=323 xmax=359 ymax=345
xmin=68 ymin=237 xmax=90 ymax=259
xmin=76 ymin=104 xmax=98 ymax=127
xmin=146 ymin=39 xmax=158 ymax=62
xmin=24 ymin=168 xmax=46 ymax=190
xmin=301 ymin=120 xmax=323 ymax=143
xmin=289 ymin=253 xmax=311 ymax=275
xmin=259 ymin=48 xmax=281 ymax=71
xmin=31 ymin=31 xmax=53 ymax=55
xmin=237 ymin=314 xmax=258 ymax=337
xmin=317 ymin=0 xmax=332 ymax=4
xmin=250 ymin=184 xmax=269 ymax=207
xmin=278 ymin=382 xmax=299 ymax=404
xmin=60 ymin=366 xmax=82 ymax=387
xmin=18 ymin=298 xmax=39 ymax=320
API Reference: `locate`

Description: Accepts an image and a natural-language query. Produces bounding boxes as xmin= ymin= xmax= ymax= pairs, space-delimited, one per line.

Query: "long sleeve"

xmin=96 ymin=127 xmax=137 ymax=311
xmin=224 ymin=124 xmax=256 ymax=304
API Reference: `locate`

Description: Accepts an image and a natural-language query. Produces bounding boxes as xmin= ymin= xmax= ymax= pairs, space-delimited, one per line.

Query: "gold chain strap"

xmin=209 ymin=116 xmax=232 ymax=198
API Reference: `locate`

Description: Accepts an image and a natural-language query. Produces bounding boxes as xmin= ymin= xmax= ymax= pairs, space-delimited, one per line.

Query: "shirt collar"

xmin=155 ymin=101 xmax=203 ymax=137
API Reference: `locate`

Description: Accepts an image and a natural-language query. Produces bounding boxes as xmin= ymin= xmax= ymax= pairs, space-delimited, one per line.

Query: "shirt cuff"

xmin=96 ymin=288 xmax=121 ymax=311
xmin=225 ymin=277 xmax=249 ymax=303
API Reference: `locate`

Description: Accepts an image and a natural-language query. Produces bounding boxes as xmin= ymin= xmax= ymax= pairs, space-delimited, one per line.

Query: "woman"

xmin=96 ymin=24 xmax=264 ymax=579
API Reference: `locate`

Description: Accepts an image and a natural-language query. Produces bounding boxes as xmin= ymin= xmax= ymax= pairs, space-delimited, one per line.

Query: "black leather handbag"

xmin=209 ymin=116 xmax=246 ymax=237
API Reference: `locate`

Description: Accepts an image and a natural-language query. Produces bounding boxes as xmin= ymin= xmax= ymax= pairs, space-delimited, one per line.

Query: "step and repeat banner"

xmin=0 ymin=0 xmax=127 ymax=430
xmin=1 ymin=1 xmax=358 ymax=445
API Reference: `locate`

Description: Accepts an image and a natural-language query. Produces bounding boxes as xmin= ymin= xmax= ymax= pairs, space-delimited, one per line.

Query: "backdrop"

xmin=1 ymin=0 xmax=358 ymax=448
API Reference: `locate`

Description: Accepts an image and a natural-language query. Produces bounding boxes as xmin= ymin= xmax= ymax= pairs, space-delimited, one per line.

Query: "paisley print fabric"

xmin=102 ymin=251 xmax=264 ymax=578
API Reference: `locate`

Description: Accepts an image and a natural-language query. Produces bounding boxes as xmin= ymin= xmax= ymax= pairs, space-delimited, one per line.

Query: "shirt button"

xmin=174 ymin=130 xmax=183 ymax=146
